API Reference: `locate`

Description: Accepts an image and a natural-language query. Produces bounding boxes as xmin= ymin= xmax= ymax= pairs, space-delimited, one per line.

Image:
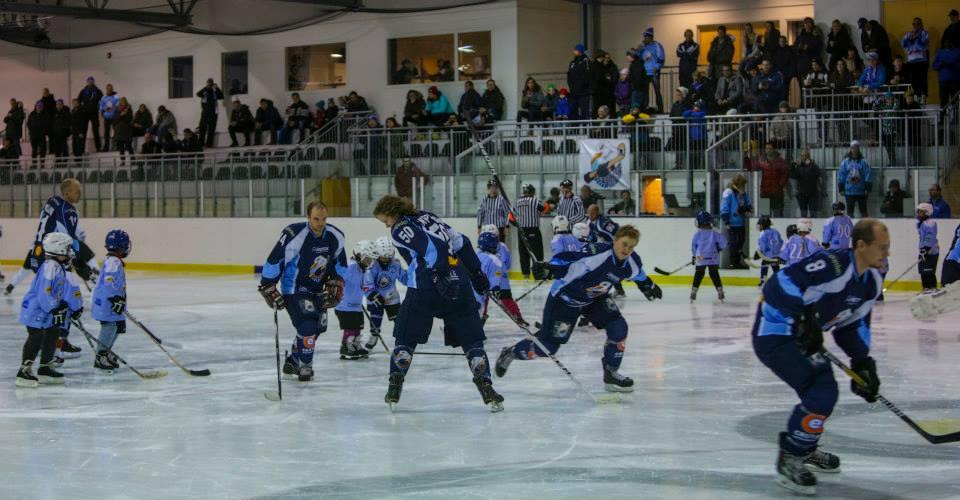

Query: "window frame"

xmin=284 ymin=42 xmax=348 ymax=92
xmin=168 ymin=56 xmax=194 ymax=99
xmin=386 ymin=30 xmax=492 ymax=86
xmin=221 ymin=51 xmax=249 ymax=96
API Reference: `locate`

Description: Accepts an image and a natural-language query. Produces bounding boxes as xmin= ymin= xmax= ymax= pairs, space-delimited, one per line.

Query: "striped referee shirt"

xmin=557 ymin=195 xmax=585 ymax=223
xmin=514 ymin=196 xmax=545 ymax=229
xmin=477 ymin=194 xmax=510 ymax=228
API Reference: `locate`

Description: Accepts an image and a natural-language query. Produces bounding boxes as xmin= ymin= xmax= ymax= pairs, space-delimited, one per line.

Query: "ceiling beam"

xmin=268 ymin=0 xmax=361 ymax=8
xmin=0 ymin=2 xmax=192 ymax=25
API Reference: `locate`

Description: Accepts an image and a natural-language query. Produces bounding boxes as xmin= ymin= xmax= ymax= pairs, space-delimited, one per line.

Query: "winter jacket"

xmin=567 ymin=54 xmax=592 ymax=96
xmin=99 ymin=93 xmax=119 ymax=120
xmin=542 ymin=92 xmax=558 ymax=113
xmin=345 ymin=96 xmax=369 ymax=113
xmin=791 ymin=160 xmax=822 ymax=198
xmin=286 ymin=101 xmax=311 ymax=124
xmin=132 ymin=109 xmax=153 ymax=137
xmin=857 ymin=64 xmax=887 ymax=89
xmin=901 ymin=29 xmax=930 ymax=63
xmin=754 ymin=156 xmax=789 ymax=197
xmin=682 ymin=109 xmax=707 ymax=142
xmin=715 ymin=75 xmax=744 ymax=106
xmin=707 ymin=35 xmax=735 ymax=67
xmin=676 ymin=40 xmax=700 ymax=75
xmin=70 ymin=107 xmax=85 ymax=134
xmin=628 ymin=58 xmax=648 ymax=91
xmin=482 ymin=87 xmax=506 ymax=119
xmin=50 ymin=107 xmax=71 ymax=138
xmin=640 ymin=41 xmax=665 ymax=76
xmin=614 ymin=80 xmax=631 ymax=107
xmin=197 ymin=85 xmax=224 ymax=114
xmin=861 ymin=23 xmax=892 ymax=66
xmin=112 ymin=106 xmax=133 ymax=141
xmin=720 ymin=187 xmax=751 ymax=227
xmin=933 ymin=47 xmax=960 ymax=82
xmin=424 ymin=93 xmax=454 ymax=116
xmin=403 ymin=95 xmax=426 ymax=121
xmin=881 ymin=189 xmax=908 ymax=216
xmin=752 ymin=70 xmax=785 ymax=107
xmin=520 ymin=89 xmax=545 ymax=111
xmin=838 ymin=155 xmax=873 ymax=196
xmin=40 ymin=94 xmax=56 ymax=120
xmin=593 ymin=61 xmax=619 ymax=101
xmin=26 ymin=110 xmax=50 ymax=139
xmin=772 ymin=44 xmax=797 ymax=80
xmin=231 ymin=105 xmax=254 ymax=129
xmin=827 ymin=29 xmax=854 ymax=69
xmin=555 ymin=97 xmax=570 ymax=117
xmin=140 ymin=139 xmax=163 ymax=156
xmin=255 ymin=102 xmax=282 ymax=129
xmin=458 ymin=88 xmax=483 ymax=117
xmin=155 ymin=110 xmax=178 ymax=136
xmin=77 ymin=85 xmax=103 ymax=115
xmin=3 ymin=107 xmax=25 ymax=138
xmin=795 ymin=28 xmax=824 ymax=77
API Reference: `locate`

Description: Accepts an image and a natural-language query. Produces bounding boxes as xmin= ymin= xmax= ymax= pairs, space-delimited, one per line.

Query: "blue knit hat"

xmin=574 ymin=43 xmax=586 ymax=53
xmin=643 ymin=27 xmax=654 ymax=38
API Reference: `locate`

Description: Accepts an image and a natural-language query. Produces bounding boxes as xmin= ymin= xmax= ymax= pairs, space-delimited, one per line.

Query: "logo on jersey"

xmin=377 ymin=276 xmax=391 ymax=289
xmin=585 ymin=282 xmax=612 ymax=298
xmin=307 ymin=255 xmax=328 ymax=279
xmin=302 ymin=335 xmax=316 ymax=352
xmin=552 ymin=321 xmax=572 ymax=339
xmin=312 ymin=246 xmax=329 ymax=253
xmin=845 ymin=296 xmax=862 ymax=307
xmin=801 ymin=413 xmax=827 ymax=434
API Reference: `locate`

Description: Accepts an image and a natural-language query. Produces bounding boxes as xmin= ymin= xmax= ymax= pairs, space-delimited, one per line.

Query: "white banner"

xmin=578 ymin=139 xmax=631 ymax=190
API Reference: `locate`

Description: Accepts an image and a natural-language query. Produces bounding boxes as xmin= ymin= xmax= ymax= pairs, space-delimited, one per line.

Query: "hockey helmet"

xmin=552 ymin=215 xmax=570 ymax=233
xmin=695 ymin=210 xmax=714 ymax=227
xmin=477 ymin=232 xmax=499 ymax=253
xmin=43 ymin=232 xmax=74 ymax=259
xmin=105 ymin=229 xmax=132 ymax=255
xmin=796 ymin=218 xmax=813 ymax=233
xmin=373 ymin=236 xmax=395 ymax=260
xmin=572 ymin=222 xmax=590 ymax=240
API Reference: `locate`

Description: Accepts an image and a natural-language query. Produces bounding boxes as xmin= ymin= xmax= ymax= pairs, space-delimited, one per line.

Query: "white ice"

xmin=1 ymin=270 xmax=959 ymax=500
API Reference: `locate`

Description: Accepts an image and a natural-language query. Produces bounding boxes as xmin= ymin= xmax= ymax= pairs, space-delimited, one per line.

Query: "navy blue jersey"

xmin=34 ymin=196 xmax=80 ymax=250
xmin=758 ymin=249 xmax=881 ymax=360
xmin=391 ymin=210 xmax=481 ymax=289
xmin=260 ymin=222 xmax=347 ymax=295
xmin=548 ymin=244 xmax=649 ymax=307
xmin=588 ymin=215 xmax=620 ymax=243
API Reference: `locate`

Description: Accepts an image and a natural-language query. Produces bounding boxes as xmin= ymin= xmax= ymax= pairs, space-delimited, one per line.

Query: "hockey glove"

xmin=367 ymin=292 xmax=385 ymax=308
xmin=531 ymin=261 xmax=550 ymax=281
xmin=636 ymin=278 xmax=663 ymax=301
xmin=109 ymin=295 xmax=126 ymax=315
xmin=469 ymin=268 xmax=490 ymax=294
xmin=691 ymin=255 xmax=697 ymax=266
xmin=51 ymin=301 xmax=69 ymax=327
xmin=795 ymin=306 xmax=823 ymax=356
xmin=850 ymin=356 xmax=880 ymax=403
xmin=752 ymin=250 xmax=761 ymax=261
xmin=258 ymin=282 xmax=285 ymax=310
xmin=489 ymin=287 xmax=502 ymax=300
xmin=321 ymin=276 xmax=345 ymax=309
xmin=431 ymin=268 xmax=461 ymax=302
xmin=70 ymin=307 xmax=84 ymax=321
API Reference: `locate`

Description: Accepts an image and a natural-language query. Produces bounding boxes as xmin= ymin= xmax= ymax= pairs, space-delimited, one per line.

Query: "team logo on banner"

xmin=579 ymin=139 xmax=631 ymax=190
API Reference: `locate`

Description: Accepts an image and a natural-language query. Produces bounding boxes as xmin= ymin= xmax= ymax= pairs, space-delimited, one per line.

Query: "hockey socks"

xmin=390 ymin=345 xmax=414 ymax=376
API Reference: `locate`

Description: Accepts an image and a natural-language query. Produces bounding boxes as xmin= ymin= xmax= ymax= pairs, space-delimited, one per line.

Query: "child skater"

xmin=690 ymin=211 xmax=727 ymax=302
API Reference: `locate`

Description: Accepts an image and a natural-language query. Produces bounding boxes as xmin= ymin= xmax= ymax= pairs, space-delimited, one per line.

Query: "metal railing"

xmin=800 ymin=84 xmax=913 ymax=112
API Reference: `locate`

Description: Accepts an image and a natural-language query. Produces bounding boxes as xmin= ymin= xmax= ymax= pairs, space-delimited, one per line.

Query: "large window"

xmin=286 ymin=43 xmax=347 ymax=91
xmin=388 ymin=34 xmax=455 ymax=85
xmin=222 ymin=51 xmax=248 ymax=95
xmin=168 ymin=56 xmax=194 ymax=99
xmin=457 ymin=31 xmax=491 ymax=81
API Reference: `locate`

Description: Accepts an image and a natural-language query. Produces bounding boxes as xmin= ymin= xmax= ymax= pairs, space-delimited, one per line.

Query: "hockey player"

xmin=690 ymin=211 xmax=727 ymax=302
xmin=916 ymin=202 xmax=940 ymax=290
xmin=16 ymin=233 xmax=83 ymax=387
xmin=480 ymin=224 xmax=526 ymax=325
xmin=91 ymin=230 xmax=131 ymax=373
xmin=372 ymin=195 xmax=503 ymax=412
xmin=942 ymin=238 xmax=960 ymax=286
xmin=572 ymin=222 xmax=591 ymax=244
xmin=258 ymin=201 xmax=347 ymax=382
xmin=753 ymin=219 xmax=888 ymax=495
xmin=362 ymin=236 xmax=406 ymax=350
xmin=476 ymin=232 xmax=506 ymax=321
xmin=335 ymin=240 xmax=375 ymax=360
xmin=780 ymin=218 xmax=822 ymax=267
xmin=550 ymin=215 xmax=581 ymax=254
xmin=822 ymin=202 xmax=853 ymax=250
xmin=586 ymin=204 xmax=624 ymax=296
xmin=755 ymin=215 xmax=784 ymax=287
xmin=496 ymin=225 xmax=663 ymax=392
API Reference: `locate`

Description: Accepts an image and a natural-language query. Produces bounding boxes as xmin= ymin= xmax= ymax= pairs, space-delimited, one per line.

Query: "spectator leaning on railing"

xmin=888 ymin=56 xmax=907 ymax=86
xmin=838 ymin=140 xmax=873 ymax=217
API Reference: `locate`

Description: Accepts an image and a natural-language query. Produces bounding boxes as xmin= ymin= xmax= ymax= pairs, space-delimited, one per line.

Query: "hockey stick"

xmin=883 ymin=261 xmax=919 ymax=293
xmin=71 ymin=319 xmax=167 ymax=379
xmin=124 ymin=311 xmax=211 ymax=376
xmin=360 ymin=305 xmax=391 ymax=354
xmin=654 ymin=261 xmax=693 ymax=276
xmin=821 ymin=349 xmax=960 ymax=444
xmin=515 ymin=278 xmax=548 ymax=302
xmin=79 ymin=277 xmax=184 ymax=349
xmin=487 ymin=293 xmax=621 ymax=404
xmin=265 ymin=308 xmax=283 ymax=401
xmin=909 ymin=281 xmax=960 ymax=319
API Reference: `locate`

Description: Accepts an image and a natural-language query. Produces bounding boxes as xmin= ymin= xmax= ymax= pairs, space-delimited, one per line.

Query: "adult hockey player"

xmin=753 ymin=219 xmax=888 ymax=495
xmin=822 ymin=202 xmax=853 ymax=250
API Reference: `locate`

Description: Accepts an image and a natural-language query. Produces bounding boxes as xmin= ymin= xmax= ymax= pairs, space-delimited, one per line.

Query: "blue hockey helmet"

xmin=477 ymin=232 xmax=499 ymax=253
xmin=105 ymin=229 xmax=131 ymax=255
xmin=695 ymin=210 xmax=714 ymax=227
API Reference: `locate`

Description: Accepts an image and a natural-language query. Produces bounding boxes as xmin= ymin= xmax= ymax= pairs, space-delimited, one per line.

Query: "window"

xmin=388 ymin=34 xmax=455 ymax=85
xmin=457 ymin=31 xmax=491 ymax=81
xmin=168 ymin=56 xmax=194 ymax=99
xmin=222 ymin=51 xmax=248 ymax=95
xmin=285 ymin=43 xmax=346 ymax=91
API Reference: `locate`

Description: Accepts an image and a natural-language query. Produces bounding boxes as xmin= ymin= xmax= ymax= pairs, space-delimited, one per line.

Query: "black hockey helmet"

xmin=560 ymin=179 xmax=573 ymax=188
xmin=757 ymin=215 xmax=772 ymax=229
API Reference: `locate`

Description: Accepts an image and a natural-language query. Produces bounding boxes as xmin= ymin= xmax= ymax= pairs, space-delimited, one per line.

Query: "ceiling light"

xmin=457 ymin=45 xmax=475 ymax=53
xmin=331 ymin=53 xmax=344 ymax=58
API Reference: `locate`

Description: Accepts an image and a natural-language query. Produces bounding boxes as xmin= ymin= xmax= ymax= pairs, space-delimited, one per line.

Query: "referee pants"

xmin=517 ymin=227 xmax=544 ymax=277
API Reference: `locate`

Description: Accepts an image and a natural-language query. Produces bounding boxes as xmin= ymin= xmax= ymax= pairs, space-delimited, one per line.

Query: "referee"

xmin=477 ymin=180 xmax=510 ymax=241
xmin=556 ymin=179 xmax=585 ymax=224
xmin=514 ymin=184 xmax=546 ymax=278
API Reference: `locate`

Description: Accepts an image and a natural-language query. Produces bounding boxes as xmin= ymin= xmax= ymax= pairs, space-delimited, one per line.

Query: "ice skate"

xmin=689 ymin=287 xmax=698 ymax=302
xmin=4 ymin=284 xmax=14 ymax=295
xmin=282 ymin=355 xmax=298 ymax=379
xmin=58 ymin=338 xmax=82 ymax=359
xmin=474 ymin=376 xmax=504 ymax=412
xmin=385 ymin=372 xmax=404 ymax=411
xmin=339 ymin=340 xmax=364 ymax=360
xmin=37 ymin=364 xmax=65 ymax=385
xmin=94 ymin=352 xmax=118 ymax=373
xmin=603 ymin=364 xmax=634 ymax=392
xmin=298 ymin=365 xmax=314 ymax=382
xmin=494 ymin=346 xmax=514 ymax=378
xmin=15 ymin=361 xmax=38 ymax=388
xmin=804 ymin=448 xmax=841 ymax=473
xmin=717 ymin=287 xmax=725 ymax=302
xmin=776 ymin=448 xmax=817 ymax=495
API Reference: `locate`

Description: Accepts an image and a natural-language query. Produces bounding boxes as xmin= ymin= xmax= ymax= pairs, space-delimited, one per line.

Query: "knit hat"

xmin=559 ymin=88 xmax=569 ymax=96
xmin=850 ymin=140 xmax=861 ymax=148
xmin=86 ymin=76 xmax=95 ymax=83
xmin=643 ymin=27 xmax=654 ymax=38
xmin=428 ymin=85 xmax=439 ymax=94
xmin=574 ymin=43 xmax=586 ymax=53
xmin=547 ymin=83 xmax=556 ymax=90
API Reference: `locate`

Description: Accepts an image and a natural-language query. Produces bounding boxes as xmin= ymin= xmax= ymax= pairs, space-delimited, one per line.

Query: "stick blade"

xmin=595 ymin=393 xmax=623 ymax=404
xmin=917 ymin=419 xmax=960 ymax=443
xmin=140 ymin=369 xmax=168 ymax=379
xmin=653 ymin=267 xmax=673 ymax=276
xmin=189 ymin=369 xmax=212 ymax=376
xmin=264 ymin=391 xmax=282 ymax=402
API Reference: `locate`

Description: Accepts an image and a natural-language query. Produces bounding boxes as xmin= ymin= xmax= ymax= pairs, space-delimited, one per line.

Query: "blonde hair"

xmin=729 ymin=174 xmax=747 ymax=190
xmin=615 ymin=225 xmax=640 ymax=242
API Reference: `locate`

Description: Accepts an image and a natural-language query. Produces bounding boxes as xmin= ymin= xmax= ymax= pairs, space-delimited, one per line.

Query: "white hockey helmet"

xmin=796 ymin=218 xmax=813 ymax=233
xmin=42 ymin=232 xmax=75 ymax=259
xmin=373 ymin=236 xmax=395 ymax=259
xmin=917 ymin=202 xmax=934 ymax=216
xmin=353 ymin=239 xmax=375 ymax=263
xmin=480 ymin=224 xmax=498 ymax=235
xmin=552 ymin=215 xmax=570 ymax=233
xmin=572 ymin=222 xmax=590 ymax=240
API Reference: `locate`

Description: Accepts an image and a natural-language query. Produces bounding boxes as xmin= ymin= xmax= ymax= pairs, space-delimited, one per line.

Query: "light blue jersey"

xmin=497 ymin=242 xmax=511 ymax=290
xmin=363 ymin=259 xmax=406 ymax=306
xmin=551 ymin=233 xmax=583 ymax=254
xmin=92 ymin=255 xmax=127 ymax=322
xmin=823 ymin=215 xmax=853 ymax=250
xmin=475 ymin=252 xmax=505 ymax=306
xmin=780 ymin=235 xmax=823 ymax=267
xmin=758 ymin=228 xmax=784 ymax=259
xmin=19 ymin=259 xmax=72 ymax=329
xmin=918 ymin=219 xmax=939 ymax=254
xmin=335 ymin=261 xmax=366 ymax=313
xmin=691 ymin=228 xmax=727 ymax=266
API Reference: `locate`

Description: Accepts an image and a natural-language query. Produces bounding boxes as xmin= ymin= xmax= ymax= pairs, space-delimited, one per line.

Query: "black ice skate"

xmin=494 ymin=346 xmax=515 ymax=378
xmin=298 ymin=365 xmax=314 ymax=382
xmin=15 ymin=360 xmax=38 ymax=388
xmin=804 ymin=448 xmax=841 ymax=473
xmin=776 ymin=447 xmax=817 ymax=495
xmin=351 ymin=337 xmax=370 ymax=359
xmin=364 ymin=331 xmax=381 ymax=350
xmin=385 ymin=372 xmax=404 ymax=410
xmin=473 ymin=376 xmax=504 ymax=412
xmin=689 ymin=287 xmax=698 ymax=302
xmin=51 ymin=355 xmax=64 ymax=368
xmin=37 ymin=364 xmax=65 ymax=385
xmin=282 ymin=356 xmax=298 ymax=379
xmin=603 ymin=364 xmax=634 ymax=392
xmin=340 ymin=340 xmax=364 ymax=360
xmin=717 ymin=287 xmax=725 ymax=302
xmin=58 ymin=338 xmax=82 ymax=359
xmin=94 ymin=352 xmax=118 ymax=373
xmin=4 ymin=284 xmax=14 ymax=295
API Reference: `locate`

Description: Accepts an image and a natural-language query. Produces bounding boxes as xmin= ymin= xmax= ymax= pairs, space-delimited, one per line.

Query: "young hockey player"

xmin=753 ymin=219 xmax=888 ymax=495
xmin=916 ymin=202 xmax=940 ymax=290
xmin=550 ymin=215 xmax=581 ymax=254
xmin=690 ymin=211 xmax=727 ymax=302
xmin=780 ymin=218 xmax=822 ymax=267
xmin=572 ymin=222 xmax=591 ymax=244
xmin=335 ymin=240 xmax=376 ymax=360
xmin=480 ymin=224 xmax=525 ymax=325
xmin=258 ymin=201 xmax=347 ymax=382
xmin=822 ymin=202 xmax=853 ymax=250
xmin=495 ymin=225 xmax=663 ymax=392
xmin=476 ymin=232 xmax=506 ymax=321
xmin=91 ymin=230 xmax=131 ymax=373
xmin=373 ymin=195 xmax=503 ymax=412
xmin=755 ymin=215 xmax=784 ymax=287
xmin=362 ymin=236 xmax=406 ymax=350
xmin=16 ymin=233 xmax=82 ymax=387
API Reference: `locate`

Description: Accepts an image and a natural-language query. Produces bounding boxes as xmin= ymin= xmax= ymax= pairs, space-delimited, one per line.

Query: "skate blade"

xmin=804 ymin=463 xmax=841 ymax=473
xmin=387 ymin=401 xmax=398 ymax=412
xmin=487 ymin=401 xmax=504 ymax=413
xmin=37 ymin=376 xmax=65 ymax=385
xmin=264 ymin=391 xmax=282 ymax=402
xmin=604 ymin=384 xmax=634 ymax=393
xmin=15 ymin=378 xmax=38 ymax=388
xmin=282 ymin=373 xmax=298 ymax=380
xmin=60 ymin=352 xmax=82 ymax=359
xmin=94 ymin=368 xmax=116 ymax=375
xmin=776 ymin=475 xmax=816 ymax=496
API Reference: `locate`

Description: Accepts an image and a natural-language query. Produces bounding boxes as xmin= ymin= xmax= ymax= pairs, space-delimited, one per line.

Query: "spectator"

xmin=626 ymin=48 xmax=648 ymax=110
xmin=888 ymin=56 xmax=908 ymax=85
xmin=112 ymin=97 xmax=134 ymax=164
xmin=0 ymin=136 xmax=18 ymax=160
xmin=228 ymin=99 xmax=254 ymax=147
xmin=752 ymin=141 xmax=790 ymax=216
xmin=874 ymin=91 xmax=900 ymax=164
xmin=707 ymin=25 xmax=735 ymax=81
xmin=790 ymin=148 xmax=822 ymax=217
xmin=928 ymin=183 xmax=952 ymax=218
xmin=880 ymin=179 xmax=908 ymax=217
xmin=763 ymin=21 xmax=782 ymax=59
xmin=179 ymin=128 xmax=202 ymax=154
xmin=140 ymin=131 xmax=162 ymax=155
xmin=858 ymin=18 xmax=893 ymax=70
xmin=402 ymin=90 xmax=427 ymax=127
xmin=752 ymin=59 xmax=786 ymax=113
xmin=592 ymin=50 xmax=619 ymax=116
xmin=677 ymin=29 xmax=700 ymax=89
xmin=517 ymin=77 xmax=545 ymax=123
xmin=557 ymin=179 xmax=585 ymax=223
xmin=4 ymin=97 xmax=24 ymax=156
xmin=795 ymin=17 xmax=824 ymax=80
xmin=768 ymin=101 xmax=796 ymax=153
xmin=743 ymin=23 xmax=758 ymax=63
xmin=542 ymin=84 xmax=558 ymax=120
xmin=545 ymin=187 xmax=561 ymax=213
xmin=901 ymin=88 xmax=924 ymax=166
xmin=719 ymin=174 xmax=752 ymax=269
xmin=325 ymin=97 xmax=339 ymax=121
xmin=254 ymin=99 xmax=281 ymax=145
xmin=944 ymin=9 xmax=960 ymax=49
xmin=640 ymin=28 xmax=666 ymax=113
xmin=284 ymin=92 xmax=311 ymax=143
xmin=740 ymin=34 xmax=764 ymax=76
xmin=26 ymin=101 xmax=49 ymax=168
xmin=773 ymin=36 xmax=797 ymax=89
xmin=457 ymin=80 xmax=483 ymax=123
xmin=858 ymin=52 xmax=887 ymax=93
xmin=843 ymin=47 xmax=864 ymax=78
xmin=567 ymin=44 xmax=592 ymax=120
xmin=838 ymin=140 xmax=873 ymax=216
xmin=480 ymin=79 xmax=505 ymax=123
xmin=132 ymin=104 xmax=153 ymax=142
xmin=902 ymin=17 xmax=931 ymax=101
xmin=393 ymin=156 xmax=429 ymax=199
xmin=827 ymin=20 xmax=854 ymax=70
xmin=933 ymin=39 xmax=960 ymax=107
xmin=424 ymin=86 xmax=454 ymax=126
xmin=49 ymin=99 xmax=71 ymax=164
xmin=76 ymin=76 xmax=103 ymax=152
xmin=614 ymin=68 xmax=631 ymax=114
xmin=312 ymin=101 xmax=326 ymax=131
xmin=196 ymin=78 xmax=223 ymax=147
xmin=715 ymin=65 xmax=745 ymax=113
xmin=555 ymin=88 xmax=571 ymax=120
xmin=803 ymin=59 xmax=829 ymax=89
xmin=829 ymin=59 xmax=856 ymax=113
xmin=70 ymin=98 xmax=86 ymax=157
xmin=394 ymin=58 xmax=419 ymax=85
xmin=588 ymin=105 xmax=614 ymax=138
xmin=98 ymin=83 xmax=119 ymax=152
xmin=345 ymin=91 xmax=370 ymax=113
xmin=437 ymin=59 xmax=455 ymax=82
xmin=682 ymin=99 xmax=707 ymax=168
xmin=160 ymin=130 xmax=180 ymax=154
xmin=579 ymin=185 xmax=602 ymax=210
xmin=608 ymin=190 xmax=636 ymax=216
xmin=689 ymin=71 xmax=714 ymax=111
xmin=39 ymin=89 xmax=55 ymax=151
xmin=154 ymin=105 xmax=178 ymax=140
xmin=668 ymin=87 xmax=690 ymax=166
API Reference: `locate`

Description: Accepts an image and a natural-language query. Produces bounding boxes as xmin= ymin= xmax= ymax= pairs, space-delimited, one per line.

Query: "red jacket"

xmin=749 ymin=155 xmax=789 ymax=197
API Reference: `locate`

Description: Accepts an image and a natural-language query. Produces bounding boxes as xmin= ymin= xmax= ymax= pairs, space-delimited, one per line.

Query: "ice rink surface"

xmin=1 ymin=270 xmax=959 ymax=500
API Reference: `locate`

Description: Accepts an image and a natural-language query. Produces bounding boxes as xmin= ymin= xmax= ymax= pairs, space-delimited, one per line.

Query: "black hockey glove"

xmin=109 ymin=295 xmax=126 ymax=315
xmin=850 ymin=356 xmax=880 ymax=403
xmin=794 ymin=306 xmax=823 ymax=356
xmin=70 ymin=306 xmax=84 ymax=321
xmin=636 ymin=278 xmax=662 ymax=301
xmin=431 ymin=267 xmax=461 ymax=302
xmin=531 ymin=261 xmax=548 ymax=281
xmin=51 ymin=301 xmax=69 ymax=327
xmin=469 ymin=267 xmax=490 ymax=294
xmin=752 ymin=250 xmax=760 ymax=261
xmin=691 ymin=255 xmax=697 ymax=266
xmin=321 ymin=276 xmax=345 ymax=309
xmin=258 ymin=282 xmax=285 ymax=310
xmin=367 ymin=292 xmax=384 ymax=308
xmin=489 ymin=287 xmax=502 ymax=300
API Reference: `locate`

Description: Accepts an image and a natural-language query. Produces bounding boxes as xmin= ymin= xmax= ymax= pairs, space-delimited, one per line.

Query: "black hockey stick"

xmin=265 ymin=308 xmax=283 ymax=401
xmin=515 ymin=278 xmax=548 ymax=302
xmin=654 ymin=261 xmax=693 ymax=276
xmin=125 ymin=311 xmax=211 ymax=376
xmin=71 ymin=319 xmax=167 ymax=379
xmin=79 ymin=277 xmax=184 ymax=348
xmin=360 ymin=305 xmax=392 ymax=354
xmin=883 ymin=260 xmax=919 ymax=293
xmin=821 ymin=349 xmax=960 ymax=444
xmin=487 ymin=293 xmax=621 ymax=404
